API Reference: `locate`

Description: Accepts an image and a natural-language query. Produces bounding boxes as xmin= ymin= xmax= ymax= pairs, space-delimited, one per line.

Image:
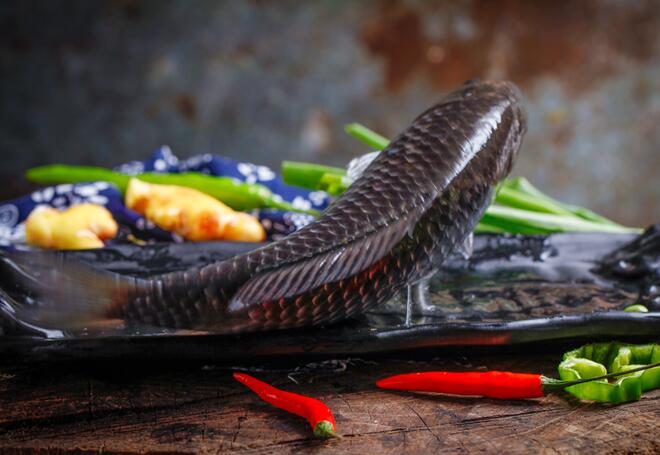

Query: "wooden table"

xmin=1 ymin=349 xmax=658 ymax=454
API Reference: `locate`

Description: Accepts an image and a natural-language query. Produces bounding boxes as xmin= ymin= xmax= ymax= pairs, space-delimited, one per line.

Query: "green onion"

xmin=344 ymin=123 xmax=389 ymax=150
xmin=481 ymin=205 xmax=640 ymax=235
xmin=318 ymin=173 xmax=352 ymax=196
xmin=473 ymin=223 xmax=508 ymax=234
xmin=282 ymin=122 xmax=641 ymax=235
xmin=501 ymin=177 xmax=624 ymax=227
xmin=494 ymin=185 xmax=576 ymax=217
xmin=281 ymin=161 xmax=345 ymax=191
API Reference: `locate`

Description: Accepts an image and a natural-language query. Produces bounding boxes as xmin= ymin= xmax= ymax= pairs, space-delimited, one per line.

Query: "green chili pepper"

xmin=26 ymin=164 xmax=319 ymax=215
xmin=26 ymin=165 xmax=132 ymax=192
xmin=558 ymin=342 xmax=660 ymax=403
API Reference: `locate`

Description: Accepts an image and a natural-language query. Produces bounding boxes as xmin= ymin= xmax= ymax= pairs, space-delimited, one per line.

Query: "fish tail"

xmin=2 ymin=251 xmax=137 ymax=331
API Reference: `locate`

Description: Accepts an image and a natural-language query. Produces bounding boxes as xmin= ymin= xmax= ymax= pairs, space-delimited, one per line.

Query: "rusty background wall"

xmin=1 ymin=0 xmax=658 ymax=226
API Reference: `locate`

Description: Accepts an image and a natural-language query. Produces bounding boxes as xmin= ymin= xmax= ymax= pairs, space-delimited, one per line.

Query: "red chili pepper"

xmin=377 ymin=371 xmax=544 ymax=399
xmin=376 ymin=363 xmax=660 ymax=400
xmin=233 ymin=372 xmax=338 ymax=439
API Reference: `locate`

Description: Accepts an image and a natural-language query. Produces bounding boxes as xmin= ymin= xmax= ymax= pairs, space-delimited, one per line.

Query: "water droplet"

xmin=616 ymin=260 xmax=634 ymax=273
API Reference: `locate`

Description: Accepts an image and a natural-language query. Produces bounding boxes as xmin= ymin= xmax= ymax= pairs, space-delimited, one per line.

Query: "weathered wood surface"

xmin=1 ymin=351 xmax=658 ymax=454
xmin=2 ymin=279 xmax=657 ymax=453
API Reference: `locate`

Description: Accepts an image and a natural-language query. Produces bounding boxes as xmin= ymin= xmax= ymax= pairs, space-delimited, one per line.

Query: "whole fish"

xmin=15 ymin=80 xmax=527 ymax=334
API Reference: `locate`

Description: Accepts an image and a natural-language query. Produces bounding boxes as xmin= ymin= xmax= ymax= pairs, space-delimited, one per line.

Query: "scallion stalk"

xmin=281 ymin=161 xmax=345 ymax=191
xmin=281 ymin=122 xmax=642 ymax=235
xmin=481 ymin=205 xmax=640 ymax=235
xmin=344 ymin=123 xmax=389 ymax=150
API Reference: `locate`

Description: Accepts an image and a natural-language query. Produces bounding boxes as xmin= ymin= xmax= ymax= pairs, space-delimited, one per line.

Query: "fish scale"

xmin=111 ymin=80 xmax=528 ymax=333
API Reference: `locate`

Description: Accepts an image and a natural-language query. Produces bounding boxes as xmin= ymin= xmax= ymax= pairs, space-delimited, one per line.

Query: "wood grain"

xmin=1 ymin=351 xmax=658 ymax=454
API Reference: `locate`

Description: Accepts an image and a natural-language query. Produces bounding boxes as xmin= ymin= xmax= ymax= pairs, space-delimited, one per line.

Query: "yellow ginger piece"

xmin=25 ymin=203 xmax=118 ymax=250
xmin=125 ymin=178 xmax=266 ymax=242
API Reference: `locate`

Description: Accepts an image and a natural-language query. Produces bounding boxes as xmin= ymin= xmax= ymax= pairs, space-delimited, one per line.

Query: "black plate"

xmin=1 ymin=227 xmax=659 ymax=362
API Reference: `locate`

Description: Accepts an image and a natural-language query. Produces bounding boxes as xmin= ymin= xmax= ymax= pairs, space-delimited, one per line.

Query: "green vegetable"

xmin=281 ymin=161 xmax=345 ymax=192
xmin=480 ymin=205 xmax=640 ymax=235
xmin=623 ymin=304 xmax=649 ymax=313
xmin=27 ymin=165 xmax=133 ymax=192
xmin=344 ymin=123 xmax=389 ymax=150
xmin=26 ymin=164 xmax=318 ymax=215
xmin=494 ymin=185 xmax=576 ymax=217
xmin=339 ymin=123 xmax=640 ymax=234
xmin=500 ymin=177 xmax=625 ymax=227
xmin=473 ymin=222 xmax=508 ymax=234
xmin=558 ymin=342 xmax=660 ymax=403
xmin=318 ymin=173 xmax=352 ymax=196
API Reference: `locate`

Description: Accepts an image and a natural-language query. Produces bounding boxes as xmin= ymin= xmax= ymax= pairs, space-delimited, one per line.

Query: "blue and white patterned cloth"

xmin=0 ymin=146 xmax=331 ymax=249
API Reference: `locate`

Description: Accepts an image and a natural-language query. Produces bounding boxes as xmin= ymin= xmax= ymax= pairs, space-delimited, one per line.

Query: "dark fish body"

xmin=15 ymin=80 xmax=527 ymax=334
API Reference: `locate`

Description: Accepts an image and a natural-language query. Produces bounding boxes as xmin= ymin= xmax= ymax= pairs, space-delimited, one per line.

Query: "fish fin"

xmin=456 ymin=233 xmax=474 ymax=260
xmin=3 ymin=251 xmax=137 ymax=331
xmin=346 ymin=151 xmax=380 ymax=182
xmin=228 ymin=215 xmax=413 ymax=313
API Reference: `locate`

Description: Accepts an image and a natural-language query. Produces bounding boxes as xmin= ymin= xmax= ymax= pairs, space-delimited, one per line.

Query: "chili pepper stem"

xmin=314 ymin=420 xmax=340 ymax=439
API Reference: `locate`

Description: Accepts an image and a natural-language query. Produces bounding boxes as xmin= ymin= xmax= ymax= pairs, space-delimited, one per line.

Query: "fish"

xmin=10 ymin=79 xmax=527 ymax=334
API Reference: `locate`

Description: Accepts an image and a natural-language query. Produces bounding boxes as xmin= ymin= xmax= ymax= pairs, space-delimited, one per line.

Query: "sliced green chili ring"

xmin=623 ymin=304 xmax=649 ymax=313
xmin=558 ymin=342 xmax=660 ymax=403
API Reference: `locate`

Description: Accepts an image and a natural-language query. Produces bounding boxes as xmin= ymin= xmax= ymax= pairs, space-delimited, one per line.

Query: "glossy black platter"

xmin=1 ymin=226 xmax=658 ymax=362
